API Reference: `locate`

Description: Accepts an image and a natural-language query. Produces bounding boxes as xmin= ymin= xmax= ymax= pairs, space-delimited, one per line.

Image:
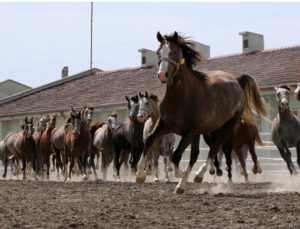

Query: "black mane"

xmin=164 ymin=33 xmax=206 ymax=80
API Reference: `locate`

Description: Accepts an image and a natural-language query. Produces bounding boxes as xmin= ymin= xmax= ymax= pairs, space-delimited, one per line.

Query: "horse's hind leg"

xmin=296 ymin=141 xmax=300 ymax=169
xmin=249 ymin=144 xmax=262 ymax=174
xmin=235 ymin=147 xmax=248 ymax=182
xmin=277 ymin=145 xmax=296 ymax=175
xmin=2 ymin=157 xmax=8 ymax=178
xmin=153 ymin=150 xmax=159 ymax=182
xmin=223 ymin=142 xmax=233 ymax=182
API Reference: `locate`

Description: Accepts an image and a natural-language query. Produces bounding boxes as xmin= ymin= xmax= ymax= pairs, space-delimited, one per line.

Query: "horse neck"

xmin=163 ymin=65 xmax=203 ymax=107
xmin=278 ymin=105 xmax=293 ymax=120
xmin=149 ymin=100 xmax=160 ymax=123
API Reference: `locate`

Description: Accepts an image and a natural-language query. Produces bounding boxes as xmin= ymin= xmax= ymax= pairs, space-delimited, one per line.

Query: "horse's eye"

xmin=146 ymin=102 xmax=149 ymax=106
xmin=157 ymin=60 xmax=161 ymax=66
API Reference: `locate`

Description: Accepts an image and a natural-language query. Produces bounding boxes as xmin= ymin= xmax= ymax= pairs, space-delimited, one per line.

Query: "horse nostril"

xmin=165 ymin=72 xmax=169 ymax=78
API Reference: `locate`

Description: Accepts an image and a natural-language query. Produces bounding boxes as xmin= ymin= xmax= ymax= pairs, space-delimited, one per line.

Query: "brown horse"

xmin=136 ymin=31 xmax=267 ymax=194
xmin=14 ymin=117 xmax=36 ymax=180
xmin=212 ymin=120 xmax=264 ymax=181
xmin=40 ymin=114 xmax=57 ymax=179
xmin=63 ymin=108 xmax=90 ymax=181
xmin=32 ymin=115 xmax=49 ymax=176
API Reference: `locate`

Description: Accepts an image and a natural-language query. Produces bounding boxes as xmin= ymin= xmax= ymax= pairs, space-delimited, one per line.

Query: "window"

xmin=142 ymin=56 xmax=146 ymax=65
xmin=243 ymin=39 xmax=249 ymax=49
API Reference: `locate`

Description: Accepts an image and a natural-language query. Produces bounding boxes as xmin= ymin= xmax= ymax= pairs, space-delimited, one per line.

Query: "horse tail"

xmin=237 ymin=74 xmax=268 ymax=123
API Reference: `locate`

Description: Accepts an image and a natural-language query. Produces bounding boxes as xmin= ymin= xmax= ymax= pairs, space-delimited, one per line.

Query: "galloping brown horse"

xmin=13 ymin=117 xmax=36 ymax=180
xmin=136 ymin=31 xmax=267 ymax=194
xmin=63 ymin=108 xmax=90 ymax=181
xmin=40 ymin=114 xmax=57 ymax=179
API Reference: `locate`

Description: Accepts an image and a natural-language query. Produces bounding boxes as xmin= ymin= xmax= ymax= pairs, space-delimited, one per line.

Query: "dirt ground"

xmin=0 ymin=180 xmax=299 ymax=229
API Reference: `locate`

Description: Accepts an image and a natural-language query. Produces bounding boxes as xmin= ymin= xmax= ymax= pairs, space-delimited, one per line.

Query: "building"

xmin=0 ymin=79 xmax=31 ymax=100
xmin=0 ymin=32 xmax=300 ymax=141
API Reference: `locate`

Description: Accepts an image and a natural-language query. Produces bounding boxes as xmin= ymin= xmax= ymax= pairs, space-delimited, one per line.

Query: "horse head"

xmin=294 ymin=83 xmax=300 ymax=101
xmin=70 ymin=108 xmax=82 ymax=138
xmin=275 ymin=85 xmax=291 ymax=111
xmin=125 ymin=95 xmax=139 ymax=121
xmin=48 ymin=114 xmax=57 ymax=129
xmin=156 ymin=31 xmax=203 ymax=85
xmin=107 ymin=112 xmax=118 ymax=130
xmin=81 ymin=106 xmax=94 ymax=126
xmin=24 ymin=116 xmax=34 ymax=138
xmin=137 ymin=91 xmax=159 ymax=123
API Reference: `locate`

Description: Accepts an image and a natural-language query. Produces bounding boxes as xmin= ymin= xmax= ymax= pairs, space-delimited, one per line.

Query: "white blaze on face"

xmin=158 ymin=43 xmax=171 ymax=74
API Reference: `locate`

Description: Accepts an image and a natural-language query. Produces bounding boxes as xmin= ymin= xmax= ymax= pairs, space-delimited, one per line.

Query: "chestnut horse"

xmin=136 ymin=31 xmax=267 ymax=194
xmin=40 ymin=114 xmax=57 ymax=179
xmin=209 ymin=120 xmax=264 ymax=182
xmin=63 ymin=108 xmax=90 ymax=181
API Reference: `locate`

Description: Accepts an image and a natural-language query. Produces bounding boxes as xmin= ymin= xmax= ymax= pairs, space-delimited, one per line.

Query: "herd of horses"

xmin=1 ymin=31 xmax=300 ymax=194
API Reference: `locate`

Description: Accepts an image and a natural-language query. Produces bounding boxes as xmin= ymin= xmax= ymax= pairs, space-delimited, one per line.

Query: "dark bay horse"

xmin=63 ymin=108 xmax=90 ymax=181
xmin=136 ymin=31 xmax=267 ymax=194
xmin=272 ymin=86 xmax=300 ymax=174
xmin=32 ymin=115 xmax=49 ymax=176
xmin=113 ymin=95 xmax=144 ymax=181
xmin=40 ymin=114 xmax=57 ymax=179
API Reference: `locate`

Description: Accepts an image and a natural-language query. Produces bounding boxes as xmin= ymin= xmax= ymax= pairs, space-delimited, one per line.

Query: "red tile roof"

xmin=0 ymin=45 xmax=300 ymax=118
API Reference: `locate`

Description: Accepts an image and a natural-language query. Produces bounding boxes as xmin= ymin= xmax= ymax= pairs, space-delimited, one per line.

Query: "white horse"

xmin=93 ymin=114 xmax=118 ymax=180
xmin=137 ymin=91 xmax=175 ymax=182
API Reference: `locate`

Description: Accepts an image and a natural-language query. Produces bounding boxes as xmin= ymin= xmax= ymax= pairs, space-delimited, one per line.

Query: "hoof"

xmin=209 ymin=167 xmax=215 ymax=175
xmin=145 ymin=170 xmax=152 ymax=176
xmin=165 ymin=178 xmax=169 ymax=183
xmin=154 ymin=177 xmax=159 ymax=183
xmin=228 ymin=179 xmax=233 ymax=185
xmin=216 ymin=169 xmax=223 ymax=176
xmin=2 ymin=174 xmax=6 ymax=178
xmin=136 ymin=176 xmax=146 ymax=184
xmin=82 ymin=175 xmax=88 ymax=180
xmin=193 ymin=175 xmax=203 ymax=183
xmin=174 ymin=186 xmax=185 ymax=195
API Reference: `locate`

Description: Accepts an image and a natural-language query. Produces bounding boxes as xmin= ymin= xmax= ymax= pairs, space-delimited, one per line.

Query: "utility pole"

xmin=90 ymin=2 xmax=93 ymax=69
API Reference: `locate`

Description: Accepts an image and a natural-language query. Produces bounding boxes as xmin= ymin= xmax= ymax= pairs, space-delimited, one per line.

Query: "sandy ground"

xmin=0 ymin=176 xmax=300 ymax=229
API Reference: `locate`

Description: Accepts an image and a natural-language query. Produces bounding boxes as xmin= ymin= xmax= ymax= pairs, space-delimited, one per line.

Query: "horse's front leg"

xmin=136 ymin=119 xmax=169 ymax=184
xmin=174 ymin=134 xmax=200 ymax=194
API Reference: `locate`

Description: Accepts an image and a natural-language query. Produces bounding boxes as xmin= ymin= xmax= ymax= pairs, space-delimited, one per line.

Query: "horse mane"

xmin=89 ymin=121 xmax=105 ymax=136
xmin=279 ymin=85 xmax=291 ymax=91
xmin=164 ymin=33 xmax=207 ymax=80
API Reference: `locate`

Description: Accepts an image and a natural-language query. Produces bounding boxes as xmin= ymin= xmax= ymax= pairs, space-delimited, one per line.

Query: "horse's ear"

xmin=31 ymin=117 xmax=33 ymax=123
xmin=274 ymin=86 xmax=279 ymax=91
xmin=150 ymin=94 xmax=159 ymax=102
xmin=90 ymin=107 xmax=94 ymax=111
xmin=157 ymin=31 xmax=164 ymax=43
xmin=173 ymin=31 xmax=179 ymax=45
xmin=71 ymin=106 xmax=75 ymax=112
xmin=47 ymin=114 xmax=50 ymax=120
xmin=125 ymin=96 xmax=129 ymax=102
xmin=138 ymin=92 xmax=143 ymax=98
xmin=145 ymin=91 xmax=149 ymax=98
xmin=25 ymin=116 xmax=28 ymax=123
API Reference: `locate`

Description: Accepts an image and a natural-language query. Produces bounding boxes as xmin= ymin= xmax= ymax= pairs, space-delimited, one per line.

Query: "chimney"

xmin=191 ymin=41 xmax=210 ymax=59
xmin=239 ymin=31 xmax=264 ymax=54
xmin=138 ymin=49 xmax=158 ymax=67
xmin=61 ymin=66 xmax=69 ymax=78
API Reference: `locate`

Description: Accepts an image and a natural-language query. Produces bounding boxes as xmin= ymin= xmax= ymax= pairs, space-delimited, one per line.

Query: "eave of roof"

xmin=0 ymin=68 xmax=101 ymax=106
